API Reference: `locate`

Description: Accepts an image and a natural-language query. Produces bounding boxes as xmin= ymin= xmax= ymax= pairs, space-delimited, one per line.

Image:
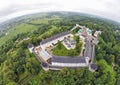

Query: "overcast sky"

xmin=0 ymin=0 xmax=120 ymax=23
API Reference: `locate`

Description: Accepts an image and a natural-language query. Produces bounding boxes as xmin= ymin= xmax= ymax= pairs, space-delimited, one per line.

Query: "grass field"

xmin=0 ymin=23 xmax=38 ymax=45
xmin=30 ymin=14 xmax=61 ymax=24
xmin=0 ymin=16 xmax=62 ymax=46
xmin=52 ymin=42 xmax=69 ymax=56
xmin=52 ymin=42 xmax=80 ymax=57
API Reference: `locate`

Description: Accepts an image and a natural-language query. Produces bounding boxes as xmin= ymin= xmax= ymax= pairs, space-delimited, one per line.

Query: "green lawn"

xmin=52 ymin=42 xmax=69 ymax=56
xmin=52 ymin=42 xmax=80 ymax=57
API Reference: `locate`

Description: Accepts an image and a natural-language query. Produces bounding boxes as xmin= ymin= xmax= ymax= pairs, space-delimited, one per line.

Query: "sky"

xmin=0 ymin=0 xmax=120 ymax=23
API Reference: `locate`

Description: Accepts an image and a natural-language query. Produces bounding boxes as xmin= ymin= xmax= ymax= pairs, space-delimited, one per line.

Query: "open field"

xmin=0 ymin=23 xmax=38 ymax=45
xmin=0 ymin=16 xmax=62 ymax=46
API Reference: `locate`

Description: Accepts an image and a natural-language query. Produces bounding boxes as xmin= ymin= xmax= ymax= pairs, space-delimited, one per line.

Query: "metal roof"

xmin=41 ymin=62 xmax=48 ymax=68
xmin=28 ymin=44 xmax=34 ymax=48
xmin=87 ymin=28 xmax=92 ymax=35
xmin=84 ymin=37 xmax=92 ymax=58
xmin=40 ymin=31 xmax=71 ymax=45
xmin=52 ymin=56 xmax=86 ymax=63
xmin=78 ymin=29 xmax=82 ymax=33
xmin=90 ymin=63 xmax=98 ymax=70
xmin=39 ymin=50 xmax=52 ymax=61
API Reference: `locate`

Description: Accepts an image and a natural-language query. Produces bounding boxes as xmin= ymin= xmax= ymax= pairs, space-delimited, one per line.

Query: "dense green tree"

xmin=57 ymin=40 xmax=62 ymax=49
xmin=75 ymin=42 xmax=82 ymax=53
xmin=0 ymin=12 xmax=120 ymax=85
xmin=74 ymin=35 xmax=80 ymax=43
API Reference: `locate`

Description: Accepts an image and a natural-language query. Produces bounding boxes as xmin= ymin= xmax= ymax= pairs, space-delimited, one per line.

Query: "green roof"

xmin=87 ymin=28 xmax=92 ymax=34
xmin=78 ymin=28 xmax=92 ymax=35
xmin=78 ymin=29 xmax=82 ymax=33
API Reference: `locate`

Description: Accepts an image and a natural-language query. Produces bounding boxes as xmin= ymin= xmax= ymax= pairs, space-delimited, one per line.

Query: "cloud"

xmin=0 ymin=0 xmax=120 ymax=23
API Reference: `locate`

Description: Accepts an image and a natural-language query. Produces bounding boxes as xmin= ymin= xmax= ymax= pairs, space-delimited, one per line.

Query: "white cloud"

xmin=0 ymin=0 xmax=120 ymax=23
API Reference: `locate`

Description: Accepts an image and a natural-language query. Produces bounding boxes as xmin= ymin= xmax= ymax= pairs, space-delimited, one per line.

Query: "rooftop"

xmin=52 ymin=56 xmax=86 ymax=63
xmin=41 ymin=62 xmax=49 ymax=68
xmin=90 ymin=63 xmax=98 ymax=70
xmin=28 ymin=44 xmax=34 ymax=48
xmin=86 ymin=28 xmax=92 ymax=35
xmin=40 ymin=31 xmax=71 ymax=45
xmin=77 ymin=28 xmax=92 ymax=35
xmin=84 ymin=37 xmax=92 ymax=58
xmin=39 ymin=50 xmax=52 ymax=61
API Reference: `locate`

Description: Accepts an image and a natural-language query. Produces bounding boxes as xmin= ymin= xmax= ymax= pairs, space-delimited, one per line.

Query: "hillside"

xmin=0 ymin=12 xmax=120 ymax=85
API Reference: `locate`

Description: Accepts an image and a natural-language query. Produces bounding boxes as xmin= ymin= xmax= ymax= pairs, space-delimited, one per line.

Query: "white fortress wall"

xmin=40 ymin=33 xmax=71 ymax=49
xmin=51 ymin=62 xmax=87 ymax=67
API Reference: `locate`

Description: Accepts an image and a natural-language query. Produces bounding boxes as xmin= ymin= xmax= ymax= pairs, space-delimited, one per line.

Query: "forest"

xmin=0 ymin=12 xmax=120 ymax=85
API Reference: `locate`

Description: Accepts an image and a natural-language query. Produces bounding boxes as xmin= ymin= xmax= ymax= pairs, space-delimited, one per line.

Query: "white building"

xmin=94 ymin=31 xmax=101 ymax=37
xmin=39 ymin=49 xmax=52 ymax=62
xmin=40 ymin=31 xmax=71 ymax=49
xmin=51 ymin=56 xmax=89 ymax=67
xmin=62 ymin=37 xmax=76 ymax=50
